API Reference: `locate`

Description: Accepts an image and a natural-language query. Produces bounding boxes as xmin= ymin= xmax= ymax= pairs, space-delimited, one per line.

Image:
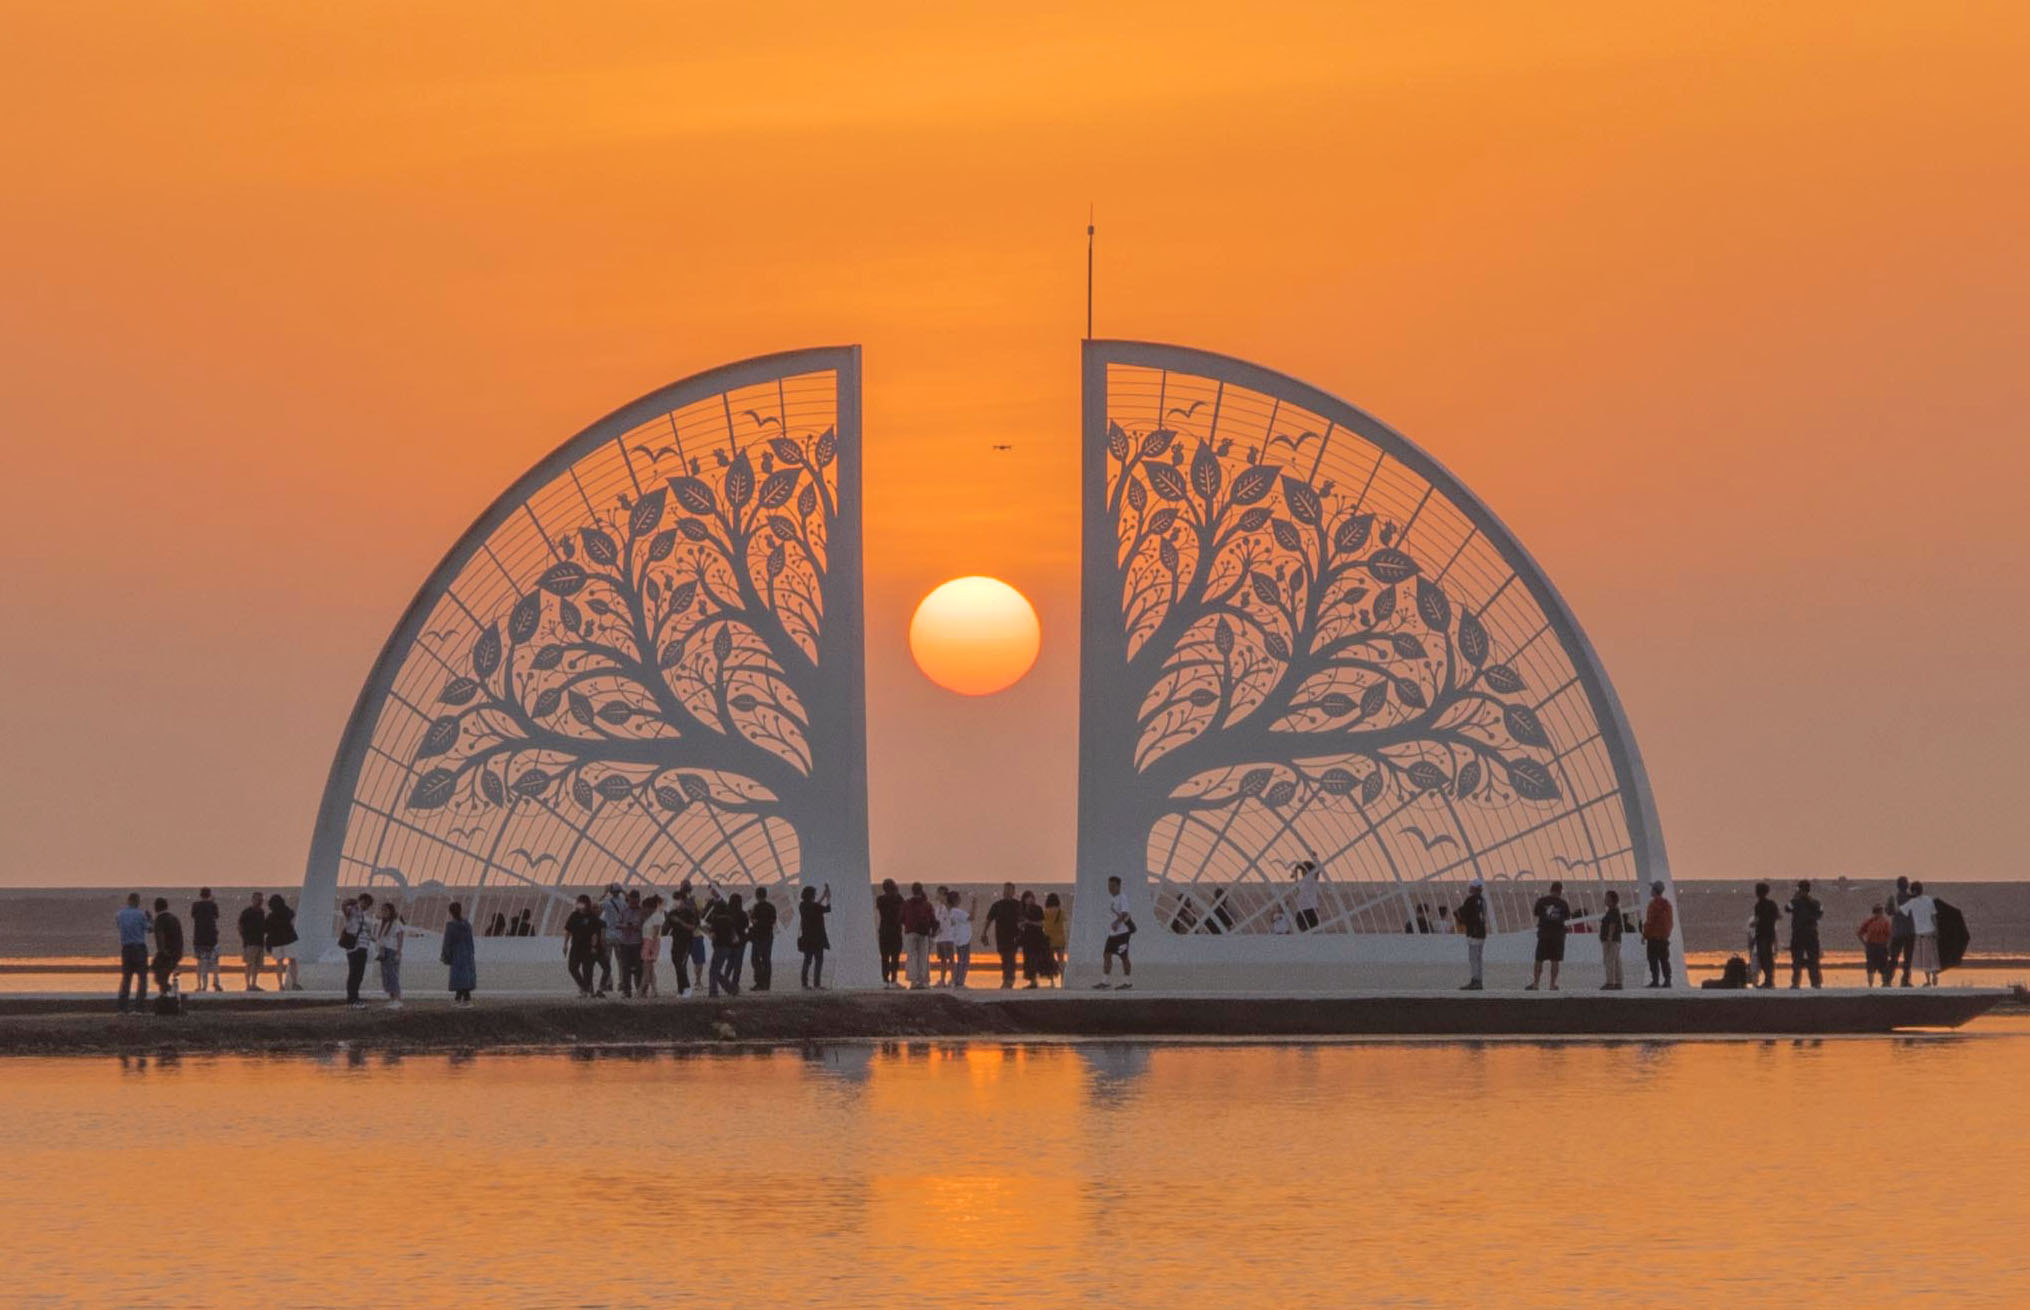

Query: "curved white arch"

xmin=1073 ymin=340 xmax=1676 ymax=986
xmin=302 ymin=347 xmax=873 ymax=984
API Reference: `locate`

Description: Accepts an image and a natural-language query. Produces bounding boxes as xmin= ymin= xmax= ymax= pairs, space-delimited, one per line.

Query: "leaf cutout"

xmin=1319 ymin=692 xmax=1355 ymax=717
xmin=571 ymin=775 xmax=596 ymax=808
xmin=725 ymin=451 xmax=755 ymax=508
xmin=479 ymin=771 xmax=506 ymax=806
xmin=712 ymin=625 xmax=732 ymax=663
xmin=654 ymin=784 xmax=687 ymax=812
xmin=1393 ymin=677 xmax=1428 ymax=709
xmin=1389 ymin=633 xmax=1426 ymax=660
xmin=1237 ymin=507 xmax=1272 ymax=532
xmin=797 ymin=482 xmax=818 ymax=518
xmin=558 ymin=598 xmax=583 ymax=635
xmin=470 ymin=625 xmax=502 ymax=679
xmin=532 ymin=645 xmax=565 ymax=671
xmin=1249 ymin=571 xmax=1281 ymax=607
xmin=1506 ymin=757 xmax=1560 ymax=801
xmin=1140 ymin=428 xmax=1176 ymax=459
xmin=1186 ymin=688 xmax=1217 ymax=707
xmin=1318 ymin=768 xmax=1357 ymax=794
xmin=1372 ymin=586 xmax=1397 ymax=623
xmin=1334 ymin=513 xmax=1374 ymax=554
xmin=1213 ymin=620 xmax=1235 ymax=656
xmin=1230 ymin=464 xmax=1280 ymax=505
xmin=1144 ymin=507 xmax=1179 ymax=535
xmin=1457 ymin=610 xmax=1489 ymax=666
xmin=508 ymin=591 xmax=542 ymax=644
xmin=1144 ymin=462 xmax=1189 ymax=501
xmin=1359 ymin=769 xmax=1386 ymax=805
xmin=531 ymin=687 xmax=562 ymax=718
xmin=1281 ymin=476 xmax=1322 ymax=526
xmin=669 ymin=476 xmax=716 ymax=515
xmin=1415 ymin=577 xmax=1451 ymax=631
xmin=407 ymin=769 xmax=458 ymax=810
xmin=1264 ymin=632 xmax=1291 ymax=661
xmin=1455 ymin=758 xmax=1483 ymax=798
xmin=1107 ymin=421 xmax=1130 ymax=461
xmin=666 ymin=579 xmax=698 ymax=613
xmin=1359 ymin=681 xmax=1390 ymax=717
xmin=596 ymin=702 xmax=632 ymax=724
xmin=1158 ymin=538 xmax=1178 ymax=572
xmin=511 ymin=767 xmax=550 ymax=797
xmin=415 ymin=716 xmax=460 ymax=761
xmin=1271 ymin=518 xmax=1302 ymax=552
xmin=629 ymin=488 xmax=667 ymax=538
xmin=537 ymin=562 xmax=588 ymax=595
xmin=770 ymin=437 xmax=805 ymax=467
xmin=730 ymin=693 xmax=760 ymax=712
xmin=1263 ymin=780 xmax=1297 ymax=807
xmin=758 ymin=466 xmax=801 ymax=509
xmin=1237 ymin=768 xmax=1273 ymax=798
xmin=578 ymin=529 xmax=618 ymax=567
xmin=1503 ymin=702 xmax=1550 ymax=748
xmin=439 ymin=677 xmax=479 ymax=706
xmin=568 ymin=691 xmax=595 ymax=728
xmin=814 ymin=426 xmax=837 ymax=468
xmin=596 ymin=774 xmax=635 ymax=800
xmin=1367 ymin=550 xmax=1419 ymax=584
xmin=1407 ymin=761 xmax=1449 ymax=790
xmin=1483 ymin=663 xmax=1526 ymax=694
xmin=679 ymin=773 xmax=712 ymax=802
xmin=1190 ymin=442 xmax=1222 ymax=499
xmin=1125 ymin=478 xmax=1147 ymax=512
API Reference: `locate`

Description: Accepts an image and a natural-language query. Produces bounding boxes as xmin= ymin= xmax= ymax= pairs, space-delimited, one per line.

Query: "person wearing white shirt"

xmin=1902 ymin=881 xmax=1941 ymax=985
xmin=1095 ymin=875 xmax=1134 ymax=990
xmin=1291 ymin=860 xmax=1323 ymax=932
xmin=933 ymin=884 xmax=955 ymax=986
xmin=373 ymin=902 xmax=406 ymax=1009
xmin=943 ymin=890 xmax=974 ymax=987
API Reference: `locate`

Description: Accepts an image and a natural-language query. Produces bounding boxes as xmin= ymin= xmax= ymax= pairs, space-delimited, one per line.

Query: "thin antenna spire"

xmin=1085 ymin=204 xmax=1095 ymax=339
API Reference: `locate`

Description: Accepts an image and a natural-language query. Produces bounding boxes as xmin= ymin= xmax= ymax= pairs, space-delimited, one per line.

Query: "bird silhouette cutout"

xmin=634 ymin=443 xmax=680 ymax=463
xmin=1265 ymin=429 xmax=1321 ymax=458
xmin=423 ymin=627 xmax=459 ymax=643
xmin=991 ymin=443 xmax=1013 ymax=452
xmin=447 ymin=824 xmax=487 ymax=841
xmin=1552 ymin=855 xmax=1594 ymax=875
xmin=504 ymin=848 xmax=560 ymax=869
xmin=1400 ymin=824 xmax=1460 ymax=852
xmin=740 ymin=409 xmax=784 ymax=429
xmin=1165 ymin=399 xmax=1207 ymax=420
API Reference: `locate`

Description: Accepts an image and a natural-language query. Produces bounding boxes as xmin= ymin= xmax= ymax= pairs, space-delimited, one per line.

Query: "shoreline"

xmin=0 ymin=988 xmax=2009 ymax=1057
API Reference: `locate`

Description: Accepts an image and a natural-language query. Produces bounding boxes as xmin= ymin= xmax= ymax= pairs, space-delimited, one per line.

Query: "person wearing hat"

xmin=1641 ymin=881 xmax=1675 ymax=988
xmin=1455 ymin=877 xmax=1488 ymax=990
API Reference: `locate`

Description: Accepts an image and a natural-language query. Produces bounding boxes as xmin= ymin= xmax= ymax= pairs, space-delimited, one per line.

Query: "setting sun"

xmin=909 ymin=576 xmax=1041 ymax=696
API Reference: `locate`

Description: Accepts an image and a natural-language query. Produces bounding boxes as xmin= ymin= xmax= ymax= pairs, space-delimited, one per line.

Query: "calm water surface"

xmin=5 ymin=1023 xmax=2029 ymax=1306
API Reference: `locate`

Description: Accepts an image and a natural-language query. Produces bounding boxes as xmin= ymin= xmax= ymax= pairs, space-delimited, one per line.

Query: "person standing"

xmin=932 ymin=885 xmax=955 ymax=987
xmin=1525 ymin=881 xmax=1571 ymax=991
xmin=1095 ymin=875 xmax=1135 ymax=989
xmin=1042 ymin=893 xmax=1069 ymax=976
xmin=1750 ymin=883 xmax=1780 ymax=989
xmin=264 ymin=894 xmax=300 ymax=992
xmin=637 ymin=896 xmax=663 ymax=998
xmin=150 ymin=897 xmax=185 ymax=998
xmin=189 ymin=888 xmax=222 ymax=994
xmin=708 ymin=893 xmax=747 ymax=997
xmin=238 ymin=892 xmax=268 ymax=992
xmin=1887 ymin=876 xmax=1916 ymax=987
xmin=598 ymin=884 xmax=627 ymax=998
xmin=374 ymin=901 xmax=405 ymax=1009
xmin=440 ymin=901 xmax=476 ymax=1006
xmin=874 ymin=879 xmax=906 ymax=989
xmin=1456 ymin=878 xmax=1488 ymax=990
xmin=1787 ymin=879 xmax=1824 ymax=989
xmin=981 ymin=884 xmax=1023 ymax=990
xmin=1641 ymin=882 xmax=1675 ymax=988
xmin=798 ymin=884 xmax=832 ymax=989
xmin=1598 ymin=890 xmax=1626 ymax=990
xmin=339 ymin=894 xmax=372 ymax=1009
xmin=1903 ymin=881 xmax=1942 ymax=986
xmin=945 ymin=890 xmax=974 ymax=988
xmin=1021 ymin=903 xmax=1055 ymax=987
xmin=115 ymin=892 xmax=152 ymax=1013
xmin=1291 ymin=860 xmax=1323 ymax=932
xmin=663 ymin=889 xmax=701 ymax=997
xmin=615 ymin=889 xmax=645 ymax=999
xmin=1857 ymin=904 xmax=1893 ymax=987
xmin=748 ymin=887 xmax=778 ymax=992
xmin=902 ymin=883 xmax=937 ymax=989
xmin=562 ymin=895 xmax=604 ymax=997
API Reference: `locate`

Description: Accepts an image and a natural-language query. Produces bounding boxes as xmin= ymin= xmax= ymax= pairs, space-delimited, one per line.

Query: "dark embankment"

xmin=0 ymin=988 xmax=2009 ymax=1056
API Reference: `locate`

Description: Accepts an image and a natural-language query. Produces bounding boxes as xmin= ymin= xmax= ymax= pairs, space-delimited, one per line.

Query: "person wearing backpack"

xmin=901 ymin=883 xmax=938 ymax=989
xmin=1455 ymin=879 xmax=1488 ymax=991
xmin=1598 ymin=890 xmax=1626 ymax=990
xmin=1641 ymin=882 xmax=1675 ymax=988
xmin=1786 ymin=879 xmax=1824 ymax=989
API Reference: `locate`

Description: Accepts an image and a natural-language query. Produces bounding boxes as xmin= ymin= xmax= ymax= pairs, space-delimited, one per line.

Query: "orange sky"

xmin=2 ymin=2 xmax=2026 ymax=886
